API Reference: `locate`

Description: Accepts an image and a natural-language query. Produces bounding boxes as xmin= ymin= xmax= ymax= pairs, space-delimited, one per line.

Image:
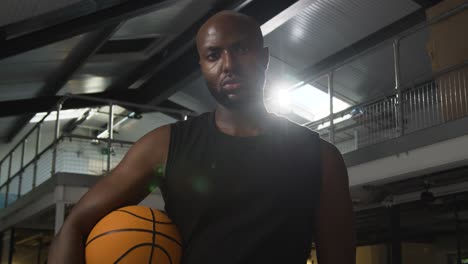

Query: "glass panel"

xmin=0 ymin=159 xmax=9 ymax=185
xmin=0 ymin=185 xmax=6 ymax=209
xmin=21 ymin=164 xmax=34 ymax=195
xmin=7 ymin=176 xmax=20 ymax=205
xmin=24 ymin=127 xmax=38 ymax=166
xmin=10 ymin=146 xmax=22 ymax=177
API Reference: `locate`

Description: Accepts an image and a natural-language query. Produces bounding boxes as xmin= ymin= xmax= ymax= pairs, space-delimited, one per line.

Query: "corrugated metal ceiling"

xmin=0 ymin=35 xmax=83 ymax=102
xmin=265 ymin=0 xmax=420 ymax=70
xmin=0 ymin=0 xmax=83 ymax=26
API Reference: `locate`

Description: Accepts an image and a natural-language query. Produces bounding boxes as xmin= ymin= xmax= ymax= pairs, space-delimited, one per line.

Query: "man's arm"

xmin=47 ymin=125 xmax=171 ymax=264
xmin=314 ymin=139 xmax=356 ymax=264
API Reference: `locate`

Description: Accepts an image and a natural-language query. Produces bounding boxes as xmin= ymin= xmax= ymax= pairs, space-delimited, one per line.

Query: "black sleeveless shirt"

xmin=160 ymin=112 xmax=322 ymax=264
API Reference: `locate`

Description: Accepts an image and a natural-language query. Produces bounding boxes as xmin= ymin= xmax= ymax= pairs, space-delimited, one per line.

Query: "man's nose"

xmin=222 ymin=51 xmax=238 ymax=74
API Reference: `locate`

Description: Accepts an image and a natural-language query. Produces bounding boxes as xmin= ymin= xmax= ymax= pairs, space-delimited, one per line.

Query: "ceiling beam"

xmin=5 ymin=24 xmax=120 ymax=143
xmin=0 ymin=90 xmax=190 ymax=117
xmin=0 ymin=91 xmax=137 ymax=118
xmin=0 ymin=0 xmax=173 ymax=60
xmin=410 ymin=0 xmax=443 ymax=8
xmin=296 ymin=9 xmax=428 ymax=83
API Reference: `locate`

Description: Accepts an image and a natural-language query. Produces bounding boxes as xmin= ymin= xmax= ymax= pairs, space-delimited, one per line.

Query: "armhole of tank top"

xmin=311 ymin=130 xmax=324 ymax=216
xmin=164 ymin=122 xmax=179 ymax=180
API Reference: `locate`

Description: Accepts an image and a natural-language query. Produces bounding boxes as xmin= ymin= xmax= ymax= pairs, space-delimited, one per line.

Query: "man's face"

xmin=197 ymin=17 xmax=269 ymax=109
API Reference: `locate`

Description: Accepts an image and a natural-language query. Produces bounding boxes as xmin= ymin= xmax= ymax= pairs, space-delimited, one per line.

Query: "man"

xmin=48 ymin=11 xmax=355 ymax=264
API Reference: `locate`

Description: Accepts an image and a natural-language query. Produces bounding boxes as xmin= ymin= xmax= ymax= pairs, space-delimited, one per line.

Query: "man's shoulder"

xmin=269 ymin=113 xmax=319 ymax=139
xmin=174 ymin=112 xmax=210 ymax=125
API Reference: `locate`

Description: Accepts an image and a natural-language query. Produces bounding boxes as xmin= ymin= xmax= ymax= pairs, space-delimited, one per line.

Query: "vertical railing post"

xmin=18 ymin=141 xmax=25 ymax=197
xmin=5 ymin=154 xmax=12 ymax=207
xmin=107 ymin=103 xmax=114 ymax=172
xmin=33 ymin=125 xmax=41 ymax=188
xmin=393 ymin=39 xmax=404 ymax=136
xmin=328 ymin=71 xmax=335 ymax=144
xmin=52 ymin=102 xmax=63 ymax=175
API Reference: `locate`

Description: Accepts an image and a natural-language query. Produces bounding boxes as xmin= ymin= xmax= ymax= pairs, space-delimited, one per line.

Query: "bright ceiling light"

xmin=277 ymin=89 xmax=291 ymax=108
xmin=30 ymin=109 xmax=89 ymax=123
xmin=85 ymin=76 xmax=107 ymax=91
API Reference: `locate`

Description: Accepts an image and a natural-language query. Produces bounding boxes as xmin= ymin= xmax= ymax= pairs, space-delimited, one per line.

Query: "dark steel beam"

xmin=410 ymin=0 xmax=443 ymax=8
xmin=0 ymin=0 xmax=171 ymax=60
xmin=296 ymin=9 xmax=427 ymax=83
xmin=0 ymin=90 xmax=191 ymax=118
xmin=135 ymin=0 xmax=301 ymax=105
xmin=5 ymin=24 xmax=120 ymax=142
xmin=0 ymin=90 xmax=136 ymax=118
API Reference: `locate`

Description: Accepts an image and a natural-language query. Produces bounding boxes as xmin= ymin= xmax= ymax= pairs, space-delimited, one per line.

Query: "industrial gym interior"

xmin=0 ymin=0 xmax=467 ymax=263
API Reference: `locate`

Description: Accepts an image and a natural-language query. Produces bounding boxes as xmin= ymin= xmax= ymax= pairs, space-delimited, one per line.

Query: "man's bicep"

xmin=314 ymin=140 xmax=355 ymax=264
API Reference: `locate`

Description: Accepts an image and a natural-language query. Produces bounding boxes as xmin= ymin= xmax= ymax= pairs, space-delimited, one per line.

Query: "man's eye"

xmin=207 ymin=53 xmax=220 ymax=61
xmin=238 ymin=46 xmax=249 ymax=54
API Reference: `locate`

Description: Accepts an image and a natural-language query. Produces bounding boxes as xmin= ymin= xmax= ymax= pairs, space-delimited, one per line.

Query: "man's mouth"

xmin=222 ymin=79 xmax=242 ymax=91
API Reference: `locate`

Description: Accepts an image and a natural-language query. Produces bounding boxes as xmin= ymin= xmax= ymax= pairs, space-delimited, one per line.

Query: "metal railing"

xmin=301 ymin=2 xmax=468 ymax=153
xmin=0 ymin=95 xmax=192 ymax=209
xmin=306 ymin=63 xmax=467 ymax=153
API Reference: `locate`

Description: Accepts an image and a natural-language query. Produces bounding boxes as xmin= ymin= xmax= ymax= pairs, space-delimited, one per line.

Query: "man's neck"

xmin=214 ymin=104 xmax=271 ymax=137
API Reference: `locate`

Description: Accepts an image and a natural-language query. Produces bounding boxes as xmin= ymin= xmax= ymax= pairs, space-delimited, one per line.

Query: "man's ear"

xmin=261 ymin=47 xmax=270 ymax=70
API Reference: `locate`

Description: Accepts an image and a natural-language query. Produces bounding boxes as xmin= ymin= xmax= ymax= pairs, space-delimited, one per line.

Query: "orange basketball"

xmin=85 ymin=205 xmax=182 ymax=264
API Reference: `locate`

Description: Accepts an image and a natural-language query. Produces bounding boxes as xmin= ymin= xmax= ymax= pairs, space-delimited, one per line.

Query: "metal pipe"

xmin=0 ymin=110 xmax=52 ymax=165
xmin=18 ymin=142 xmax=25 ymax=197
xmin=52 ymin=102 xmax=62 ymax=175
xmin=4 ymin=154 xmax=13 ymax=206
xmin=33 ymin=125 xmax=40 ymax=188
xmin=107 ymin=103 xmax=114 ymax=172
xmin=464 ymin=70 xmax=467 ymax=115
xmin=328 ymin=72 xmax=335 ymax=144
xmin=431 ymin=82 xmax=437 ymax=125
xmin=453 ymin=72 xmax=463 ymax=118
xmin=65 ymin=93 xmax=194 ymax=117
xmin=7 ymin=154 xmax=12 ymax=180
xmin=62 ymin=134 xmax=134 ymax=145
xmin=393 ymin=39 xmax=404 ymax=136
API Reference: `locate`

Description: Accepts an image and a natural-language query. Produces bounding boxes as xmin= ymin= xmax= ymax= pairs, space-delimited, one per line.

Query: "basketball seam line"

xmin=115 ymin=209 xmax=173 ymax=224
xmin=112 ymin=243 xmax=173 ymax=264
xmin=85 ymin=228 xmax=183 ymax=248
xmin=149 ymin=208 xmax=156 ymax=264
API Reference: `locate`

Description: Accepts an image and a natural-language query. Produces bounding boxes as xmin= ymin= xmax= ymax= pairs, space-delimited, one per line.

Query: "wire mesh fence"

xmin=110 ymin=142 xmax=132 ymax=170
xmin=56 ymin=137 xmax=107 ymax=175
xmin=36 ymin=149 xmax=53 ymax=186
xmin=55 ymin=137 xmax=133 ymax=176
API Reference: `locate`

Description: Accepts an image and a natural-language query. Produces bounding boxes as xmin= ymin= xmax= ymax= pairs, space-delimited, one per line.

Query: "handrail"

xmin=304 ymin=61 xmax=468 ymax=129
xmin=0 ymin=134 xmax=135 ymax=191
xmin=62 ymin=134 xmax=135 ymax=145
xmin=64 ymin=94 xmax=195 ymax=117
xmin=0 ymin=111 xmax=52 ymax=166
xmin=0 ymin=95 xmax=190 ymax=165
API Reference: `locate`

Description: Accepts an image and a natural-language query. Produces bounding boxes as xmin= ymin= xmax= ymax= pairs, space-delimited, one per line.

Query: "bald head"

xmin=196 ymin=11 xmax=264 ymax=52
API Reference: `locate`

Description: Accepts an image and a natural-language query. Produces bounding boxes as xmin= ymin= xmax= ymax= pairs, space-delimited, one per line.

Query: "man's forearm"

xmin=48 ymin=224 xmax=86 ymax=264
